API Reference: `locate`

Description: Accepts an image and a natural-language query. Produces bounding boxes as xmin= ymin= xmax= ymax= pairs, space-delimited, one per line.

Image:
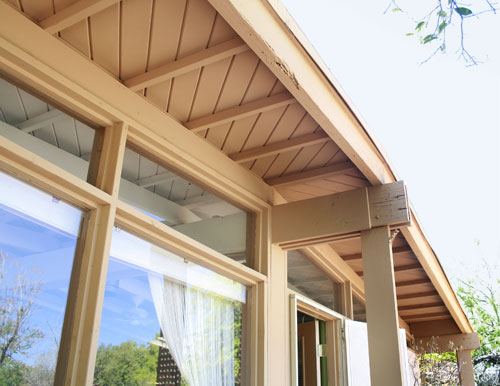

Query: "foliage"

xmin=0 ymin=358 xmax=26 ymax=386
xmin=457 ymin=270 xmax=500 ymax=385
xmin=387 ymin=0 xmax=498 ymax=65
xmin=0 ymin=250 xmax=44 ymax=378
xmin=93 ymin=340 xmax=159 ymax=386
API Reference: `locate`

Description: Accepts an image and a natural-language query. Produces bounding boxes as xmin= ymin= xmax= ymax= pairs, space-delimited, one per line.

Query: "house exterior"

xmin=0 ymin=0 xmax=478 ymax=385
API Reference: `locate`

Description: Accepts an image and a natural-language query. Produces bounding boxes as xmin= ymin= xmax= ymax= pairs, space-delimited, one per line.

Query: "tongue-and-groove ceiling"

xmin=2 ymin=0 xmax=459 ymax=331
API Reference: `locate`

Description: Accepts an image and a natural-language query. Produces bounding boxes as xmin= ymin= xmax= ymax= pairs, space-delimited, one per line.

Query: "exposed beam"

xmin=342 ymin=245 xmax=412 ymax=262
xmin=174 ymin=193 xmax=221 ymax=209
xmin=265 ymin=161 xmax=357 ymax=187
xmin=0 ymin=120 xmax=200 ymax=225
xmin=39 ymin=0 xmax=120 ymax=34
xmin=272 ymin=181 xmax=410 ymax=249
xmin=395 ymin=278 xmax=430 ymax=287
xmin=414 ymin=333 xmax=480 ymax=354
xmin=135 ymin=172 xmax=179 ymax=188
xmin=398 ymin=302 xmax=444 ymax=312
xmin=185 ymin=92 xmax=296 ymax=132
xmin=16 ymin=109 xmax=69 ymax=132
xmin=125 ymin=38 xmax=249 ymax=91
xmin=397 ymin=290 xmax=438 ymax=300
xmin=229 ymin=132 xmax=329 ymax=163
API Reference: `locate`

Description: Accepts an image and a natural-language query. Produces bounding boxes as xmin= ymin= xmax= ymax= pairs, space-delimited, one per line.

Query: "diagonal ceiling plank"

xmin=265 ymin=160 xmax=356 ymax=187
xmin=185 ymin=92 xmax=296 ymax=132
xmin=39 ymin=0 xmax=121 ymax=34
xmin=229 ymin=131 xmax=329 ymax=163
xmin=125 ymin=38 xmax=250 ymax=91
xmin=136 ymin=171 xmax=180 ymax=188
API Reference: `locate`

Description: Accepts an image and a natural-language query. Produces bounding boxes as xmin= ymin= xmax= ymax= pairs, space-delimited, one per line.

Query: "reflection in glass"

xmin=95 ymin=228 xmax=245 ymax=385
xmin=0 ymin=171 xmax=83 ymax=384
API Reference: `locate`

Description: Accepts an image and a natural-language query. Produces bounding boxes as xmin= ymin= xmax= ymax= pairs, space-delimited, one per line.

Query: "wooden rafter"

xmin=39 ymin=0 xmax=121 ymax=34
xmin=185 ymin=92 xmax=296 ymax=132
xmin=125 ymin=38 xmax=250 ymax=91
xmin=174 ymin=193 xmax=221 ymax=209
xmin=266 ymin=161 xmax=357 ymax=187
xmin=229 ymin=132 xmax=329 ymax=163
xmin=356 ymin=263 xmax=422 ymax=277
xmin=396 ymin=278 xmax=430 ymax=287
xmin=405 ymin=312 xmax=450 ymax=321
xmin=16 ymin=109 xmax=69 ymax=132
xmin=398 ymin=302 xmax=444 ymax=312
xmin=397 ymin=290 xmax=438 ymax=300
xmin=342 ymin=245 xmax=412 ymax=262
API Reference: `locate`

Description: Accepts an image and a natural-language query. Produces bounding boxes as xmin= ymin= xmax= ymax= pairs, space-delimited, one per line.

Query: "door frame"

xmin=290 ymin=292 xmax=347 ymax=386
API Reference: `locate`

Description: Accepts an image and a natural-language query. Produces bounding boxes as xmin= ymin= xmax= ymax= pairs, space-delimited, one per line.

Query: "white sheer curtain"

xmin=149 ymin=274 xmax=239 ymax=386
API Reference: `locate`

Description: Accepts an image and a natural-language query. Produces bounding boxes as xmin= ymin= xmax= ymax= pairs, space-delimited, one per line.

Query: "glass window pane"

xmin=118 ymin=146 xmax=253 ymax=265
xmin=0 ymin=77 xmax=96 ymax=182
xmin=95 ymin=228 xmax=246 ymax=385
xmin=288 ymin=250 xmax=341 ymax=312
xmin=0 ymin=170 xmax=83 ymax=383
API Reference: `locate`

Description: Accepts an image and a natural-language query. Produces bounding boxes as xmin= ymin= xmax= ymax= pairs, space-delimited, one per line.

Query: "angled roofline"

xmin=208 ymin=0 xmax=472 ymax=333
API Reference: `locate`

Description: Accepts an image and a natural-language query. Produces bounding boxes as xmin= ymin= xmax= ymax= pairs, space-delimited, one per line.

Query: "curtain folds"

xmin=149 ymin=274 xmax=239 ymax=386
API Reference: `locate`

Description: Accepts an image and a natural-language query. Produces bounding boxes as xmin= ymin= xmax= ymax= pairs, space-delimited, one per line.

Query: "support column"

xmin=457 ymin=349 xmax=475 ymax=386
xmin=268 ymin=244 xmax=290 ymax=386
xmin=361 ymin=226 xmax=405 ymax=386
xmin=340 ymin=280 xmax=354 ymax=319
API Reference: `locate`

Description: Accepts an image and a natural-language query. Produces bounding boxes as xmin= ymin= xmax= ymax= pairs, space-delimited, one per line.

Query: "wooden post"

xmin=268 ymin=244 xmax=290 ymax=386
xmin=340 ymin=281 xmax=354 ymax=319
xmin=457 ymin=349 xmax=475 ymax=386
xmin=361 ymin=226 xmax=405 ymax=386
xmin=54 ymin=123 xmax=127 ymax=385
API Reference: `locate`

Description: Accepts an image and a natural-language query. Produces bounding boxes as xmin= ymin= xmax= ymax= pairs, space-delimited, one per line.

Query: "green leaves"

xmin=415 ymin=21 xmax=425 ymax=32
xmin=455 ymin=7 xmax=473 ymax=16
xmin=423 ymin=34 xmax=437 ymax=44
xmin=438 ymin=21 xmax=448 ymax=34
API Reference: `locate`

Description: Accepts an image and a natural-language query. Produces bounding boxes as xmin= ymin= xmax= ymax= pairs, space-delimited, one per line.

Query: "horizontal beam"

xmin=0 ymin=120 xmax=199 ymax=225
xmin=397 ymin=290 xmax=438 ymax=300
xmin=229 ymin=132 xmax=329 ymax=163
xmin=135 ymin=171 xmax=179 ymax=188
xmin=265 ymin=161 xmax=356 ymax=187
xmin=16 ymin=109 xmax=69 ymax=132
xmin=405 ymin=312 xmax=450 ymax=321
xmin=342 ymin=245 xmax=412 ymax=262
xmin=185 ymin=92 xmax=296 ymax=132
xmin=172 ymin=212 xmax=247 ymax=255
xmin=414 ymin=333 xmax=480 ymax=353
xmin=174 ymin=193 xmax=221 ymax=209
xmin=272 ymin=181 xmax=410 ymax=248
xmin=125 ymin=38 xmax=250 ymax=91
xmin=39 ymin=0 xmax=120 ymax=34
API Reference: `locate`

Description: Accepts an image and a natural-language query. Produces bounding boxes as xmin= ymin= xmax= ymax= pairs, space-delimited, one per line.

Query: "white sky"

xmin=281 ymin=0 xmax=500 ymax=285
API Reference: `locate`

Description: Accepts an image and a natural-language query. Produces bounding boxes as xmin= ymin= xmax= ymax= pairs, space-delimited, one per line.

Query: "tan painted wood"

xmin=272 ymin=182 xmax=410 ymax=248
xmin=402 ymin=217 xmax=472 ymax=333
xmin=411 ymin=319 xmax=461 ymax=338
xmin=289 ymin=295 xmax=299 ymax=386
xmin=39 ymin=0 xmax=120 ymax=34
xmin=230 ymin=131 xmax=329 ymax=163
xmin=54 ymin=204 xmax=116 ymax=385
xmin=340 ymin=281 xmax=354 ymax=319
xmin=125 ymin=38 xmax=249 ymax=91
xmin=266 ymin=161 xmax=356 ymax=187
xmin=397 ymin=290 xmax=438 ymax=300
xmin=185 ymin=92 xmax=296 ymax=132
xmin=342 ymin=245 xmax=411 ymax=262
xmin=457 ymin=349 xmax=475 ymax=386
xmin=325 ymin=320 xmax=340 ymax=386
xmin=268 ymin=245 xmax=290 ymax=385
xmin=93 ymin=122 xmax=127 ymax=196
xmin=414 ymin=333 xmax=480 ymax=353
xmin=396 ymin=278 xmax=430 ymax=287
xmin=357 ymin=263 xmax=422 ymax=277
xmin=361 ymin=226 xmax=405 ymax=386
xmin=0 ymin=4 xmax=273 ymax=213
xmin=368 ymin=182 xmax=410 ymax=228
xmin=0 ymin=135 xmax=110 ymax=209
xmin=398 ymin=302 xmax=444 ymax=312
